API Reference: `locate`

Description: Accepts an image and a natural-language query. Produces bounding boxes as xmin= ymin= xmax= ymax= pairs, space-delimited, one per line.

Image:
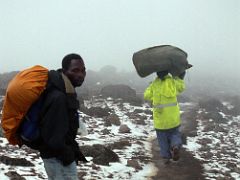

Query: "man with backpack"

xmin=1 ymin=53 xmax=87 ymax=179
xmin=34 ymin=54 xmax=87 ymax=179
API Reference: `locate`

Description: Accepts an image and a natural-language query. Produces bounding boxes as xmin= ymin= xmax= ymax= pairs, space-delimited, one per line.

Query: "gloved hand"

xmin=76 ymin=149 xmax=88 ymax=163
xmin=72 ymin=141 xmax=88 ymax=164
xmin=178 ymin=71 xmax=186 ymax=79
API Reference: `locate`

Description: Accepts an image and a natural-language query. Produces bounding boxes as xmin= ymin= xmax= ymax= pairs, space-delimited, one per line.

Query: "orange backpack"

xmin=1 ymin=65 xmax=48 ymax=145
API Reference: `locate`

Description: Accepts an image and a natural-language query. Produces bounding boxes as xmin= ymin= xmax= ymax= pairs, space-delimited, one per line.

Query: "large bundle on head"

xmin=132 ymin=45 xmax=192 ymax=77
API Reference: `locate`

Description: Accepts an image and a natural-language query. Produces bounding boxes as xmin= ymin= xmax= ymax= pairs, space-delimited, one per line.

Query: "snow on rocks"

xmin=0 ymin=96 xmax=157 ymax=179
xmin=184 ymin=98 xmax=240 ymax=179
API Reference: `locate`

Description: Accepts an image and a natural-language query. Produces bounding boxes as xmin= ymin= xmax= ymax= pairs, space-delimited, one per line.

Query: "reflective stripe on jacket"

xmin=144 ymin=75 xmax=185 ymax=130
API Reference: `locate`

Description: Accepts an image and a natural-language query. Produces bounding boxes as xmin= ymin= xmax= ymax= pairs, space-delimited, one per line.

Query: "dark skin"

xmin=63 ymin=59 xmax=86 ymax=87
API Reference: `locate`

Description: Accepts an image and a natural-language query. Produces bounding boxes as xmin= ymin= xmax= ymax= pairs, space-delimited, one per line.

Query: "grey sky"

xmin=1 ymin=0 xmax=239 ymax=77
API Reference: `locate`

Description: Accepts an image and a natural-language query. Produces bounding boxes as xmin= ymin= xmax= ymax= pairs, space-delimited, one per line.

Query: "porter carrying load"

xmin=132 ymin=45 xmax=192 ymax=77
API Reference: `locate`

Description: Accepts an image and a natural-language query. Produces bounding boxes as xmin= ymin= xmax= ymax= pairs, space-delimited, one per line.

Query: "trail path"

xmin=151 ymin=104 xmax=205 ymax=180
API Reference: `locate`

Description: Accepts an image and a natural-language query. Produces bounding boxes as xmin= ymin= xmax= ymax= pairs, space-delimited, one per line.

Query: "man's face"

xmin=64 ymin=59 xmax=86 ymax=87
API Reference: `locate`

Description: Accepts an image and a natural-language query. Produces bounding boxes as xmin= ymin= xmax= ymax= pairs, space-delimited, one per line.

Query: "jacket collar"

xmin=61 ymin=73 xmax=75 ymax=94
xmin=48 ymin=69 xmax=75 ymax=94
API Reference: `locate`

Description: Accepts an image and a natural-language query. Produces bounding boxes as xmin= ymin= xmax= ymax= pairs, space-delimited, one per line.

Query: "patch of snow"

xmin=184 ymin=104 xmax=240 ymax=179
xmin=222 ymin=101 xmax=234 ymax=110
xmin=183 ymin=137 xmax=201 ymax=152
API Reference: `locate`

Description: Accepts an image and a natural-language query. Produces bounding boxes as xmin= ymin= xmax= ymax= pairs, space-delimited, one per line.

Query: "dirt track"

xmin=151 ymin=104 xmax=206 ymax=180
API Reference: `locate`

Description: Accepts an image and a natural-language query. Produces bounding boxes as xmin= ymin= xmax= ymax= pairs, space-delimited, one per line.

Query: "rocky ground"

xmin=151 ymin=103 xmax=205 ymax=180
xmin=0 ymin=96 xmax=240 ymax=179
xmin=152 ymin=98 xmax=240 ymax=180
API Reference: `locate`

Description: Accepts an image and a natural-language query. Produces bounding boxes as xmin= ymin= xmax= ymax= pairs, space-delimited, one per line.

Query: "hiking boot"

xmin=171 ymin=146 xmax=180 ymax=161
xmin=164 ymin=159 xmax=171 ymax=165
xmin=161 ymin=158 xmax=171 ymax=165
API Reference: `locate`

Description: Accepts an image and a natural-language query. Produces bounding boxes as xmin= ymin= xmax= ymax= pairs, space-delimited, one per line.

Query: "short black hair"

xmin=62 ymin=53 xmax=83 ymax=70
xmin=156 ymin=70 xmax=168 ymax=80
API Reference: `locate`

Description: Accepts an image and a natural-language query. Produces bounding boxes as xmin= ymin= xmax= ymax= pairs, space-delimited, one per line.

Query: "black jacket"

xmin=36 ymin=70 xmax=86 ymax=165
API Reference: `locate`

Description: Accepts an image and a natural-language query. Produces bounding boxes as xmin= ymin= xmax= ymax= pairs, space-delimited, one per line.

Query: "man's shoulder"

xmin=45 ymin=88 xmax=66 ymax=103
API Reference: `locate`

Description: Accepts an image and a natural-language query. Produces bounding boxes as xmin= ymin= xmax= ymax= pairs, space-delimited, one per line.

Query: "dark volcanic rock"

xmin=104 ymin=117 xmax=112 ymax=127
xmin=81 ymin=145 xmax=100 ymax=157
xmin=5 ymin=171 xmax=26 ymax=180
xmin=202 ymin=111 xmax=228 ymax=123
xmin=81 ymin=144 xmax=119 ymax=166
xmin=0 ymin=155 xmax=34 ymax=166
xmin=101 ymin=128 xmax=111 ymax=135
xmin=127 ymin=159 xmax=143 ymax=170
xmin=108 ymin=138 xmax=131 ymax=149
xmin=104 ymin=114 xmax=121 ymax=126
xmin=199 ymin=98 xmax=225 ymax=112
xmin=128 ymin=97 xmax=143 ymax=107
xmin=83 ymin=106 xmax=111 ymax=117
xmin=92 ymin=147 xmax=119 ymax=165
xmin=100 ymin=84 xmax=143 ymax=106
xmin=101 ymin=84 xmax=136 ymax=100
xmin=130 ymin=113 xmax=147 ymax=125
xmin=144 ymin=109 xmax=152 ymax=115
xmin=133 ymin=109 xmax=144 ymax=113
xmin=119 ymin=124 xmax=131 ymax=133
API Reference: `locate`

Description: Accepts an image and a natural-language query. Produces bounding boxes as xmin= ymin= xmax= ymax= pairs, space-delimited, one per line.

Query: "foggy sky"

xmin=0 ymin=0 xmax=239 ymax=78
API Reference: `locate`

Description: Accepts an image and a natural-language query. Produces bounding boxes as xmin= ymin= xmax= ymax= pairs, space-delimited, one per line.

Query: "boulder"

xmin=0 ymin=156 xmax=34 ymax=166
xmin=83 ymin=107 xmax=111 ymax=117
xmin=199 ymin=98 xmax=225 ymax=112
xmin=119 ymin=124 xmax=131 ymax=133
xmin=5 ymin=171 xmax=26 ymax=180
xmin=108 ymin=138 xmax=131 ymax=149
xmin=101 ymin=128 xmax=111 ymax=135
xmin=104 ymin=114 xmax=121 ymax=126
xmin=81 ymin=144 xmax=119 ymax=166
xmin=127 ymin=159 xmax=143 ymax=170
xmin=202 ymin=111 xmax=228 ymax=123
xmin=101 ymin=84 xmax=137 ymax=101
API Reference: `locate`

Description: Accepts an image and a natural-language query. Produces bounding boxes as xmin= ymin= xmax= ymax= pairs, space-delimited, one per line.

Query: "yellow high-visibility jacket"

xmin=144 ymin=75 xmax=185 ymax=130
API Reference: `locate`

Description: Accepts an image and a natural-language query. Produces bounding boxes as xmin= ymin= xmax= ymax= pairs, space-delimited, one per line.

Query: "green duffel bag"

xmin=132 ymin=45 xmax=192 ymax=77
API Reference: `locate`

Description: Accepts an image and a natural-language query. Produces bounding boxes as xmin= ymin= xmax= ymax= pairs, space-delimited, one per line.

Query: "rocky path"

xmin=151 ymin=104 xmax=206 ymax=180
